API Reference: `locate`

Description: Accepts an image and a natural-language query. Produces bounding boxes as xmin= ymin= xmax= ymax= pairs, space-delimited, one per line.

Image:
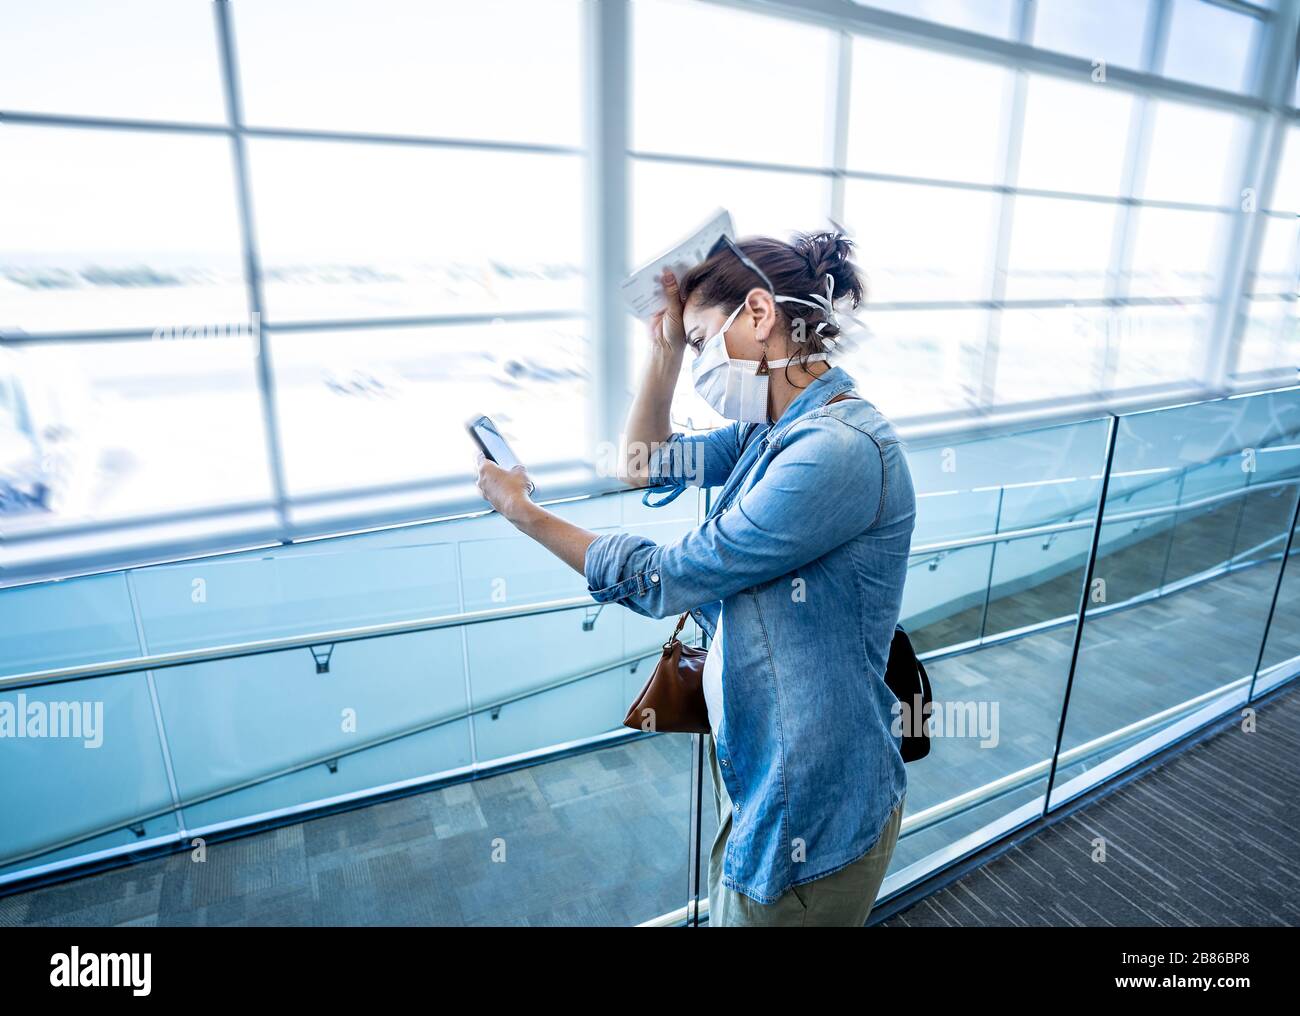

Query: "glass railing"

xmin=2 ymin=384 xmax=1299 ymax=925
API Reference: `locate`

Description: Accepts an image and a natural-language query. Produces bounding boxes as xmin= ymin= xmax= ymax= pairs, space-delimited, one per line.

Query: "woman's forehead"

xmin=682 ymin=295 xmax=718 ymax=331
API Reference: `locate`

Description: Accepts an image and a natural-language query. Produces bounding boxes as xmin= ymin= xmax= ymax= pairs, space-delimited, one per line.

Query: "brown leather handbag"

xmin=622 ymin=612 xmax=711 ymax=734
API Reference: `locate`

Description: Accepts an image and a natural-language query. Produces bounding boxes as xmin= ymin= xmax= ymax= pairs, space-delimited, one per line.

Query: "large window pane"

xmin=247 ymin=139 xmax=584 ymax=323
xmin=235 ymin=0 xmax=583 ymax=146
xmin=0 ymin=0 xmax=225 ymax=123
xmin=848 ymin=37 xmax=1012 ymax=185
xmin=1270 ymin=126 xmax=1300 ymax=213
xmin=997 ymin=304 xmax=1209 ymax=398
xmin=270 ymin=321 xmax=587 ymax=498
xmin=1128 ymin=207 xmax=1228 ymax=298
xmin=0 ymin=127 xmax=249 ymax=333
xmin=1031 ymin=0 xmax=1151 ymax=71
xmin=1234 ymin=298 xmax=1298 ymax=377
xmin=841 ymin=180 xmax=998 ymax=303
xmin=1003 ymin=195 xmax=1118 ymax=301
xmin=1161 ymin=0 xmax=1260 ymax=94
xmin=633 ymin=0 xmax=834 ymax=166
xmin=994 ymin=306 xmax=1106 ymax=402
xmin=1142 ymin=101 xmax=1246 ymax=207
xmin=630 ymin=161 xmax=829 ymax=265
xmin=1107 ymin=303 xmax=1212 ymax=389
xmin=1252 ymin=214 xmax=1300 ymax=295
xmin=0 ymin=338 xmax=274 ymax=528
xmin=837 ymin=309 xmax=987 ymax=419
xmin=1017 ymin=75 xmax=1134 ymax=197
xmin=854 ymin=0 xmax=1018 ymax=39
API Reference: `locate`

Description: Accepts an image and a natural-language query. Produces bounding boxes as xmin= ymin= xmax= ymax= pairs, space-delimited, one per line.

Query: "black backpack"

xmin=884 ymin=625 xmax=932 ymax=763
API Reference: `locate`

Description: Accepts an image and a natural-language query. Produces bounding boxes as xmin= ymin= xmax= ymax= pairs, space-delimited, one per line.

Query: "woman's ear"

xmin=746 ymin=288 xmax=777 ymax=343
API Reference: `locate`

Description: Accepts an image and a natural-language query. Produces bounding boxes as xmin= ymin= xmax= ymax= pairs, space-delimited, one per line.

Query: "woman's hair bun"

xmin=792 ymin=230 xmax=865 ymax=310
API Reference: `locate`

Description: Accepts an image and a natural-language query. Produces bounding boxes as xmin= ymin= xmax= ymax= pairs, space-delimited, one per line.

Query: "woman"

xmin=476 ymin=231 xmax=916 ymax=927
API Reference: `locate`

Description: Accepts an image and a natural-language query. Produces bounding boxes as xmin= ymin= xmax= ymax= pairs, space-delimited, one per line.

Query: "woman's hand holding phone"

xmin=475 ymin=453 xmax=535 ymax=524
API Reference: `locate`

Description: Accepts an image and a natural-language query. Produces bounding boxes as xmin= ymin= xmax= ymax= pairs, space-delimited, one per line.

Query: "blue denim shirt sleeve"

xmin=645 ymin=424 xmax=748 ymax=490
xmin=585 ymin=416 xmax=884 ymax=618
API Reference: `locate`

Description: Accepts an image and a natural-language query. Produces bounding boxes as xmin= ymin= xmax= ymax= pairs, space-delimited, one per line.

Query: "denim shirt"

xmin=584 ymin=365 xmax=916 ymax=904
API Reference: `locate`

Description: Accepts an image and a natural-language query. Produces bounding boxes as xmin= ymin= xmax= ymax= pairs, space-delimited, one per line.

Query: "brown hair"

xmin=679 ymin=230 xmax=866 ymax=366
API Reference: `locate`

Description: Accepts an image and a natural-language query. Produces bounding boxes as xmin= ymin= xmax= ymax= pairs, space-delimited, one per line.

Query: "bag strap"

xmin=664 ymin=611 xmax=690 ymax=650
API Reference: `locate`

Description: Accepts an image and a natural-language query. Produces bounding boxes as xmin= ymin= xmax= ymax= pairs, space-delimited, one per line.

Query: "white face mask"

xmin=690 ymin=299 xmax=829 ymax=424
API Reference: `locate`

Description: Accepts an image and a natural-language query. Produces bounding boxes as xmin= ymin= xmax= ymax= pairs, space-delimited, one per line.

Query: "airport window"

xmin=854 ymin=0 xmax=1021 ymax=40
xmin=1161 ymin=0 xmax=1262 ymax=94
xmin=1 ymin=0 xmax=1296 ymax=580
xmin=1030 ymin=0 xmax=1152 ymax=70
xmin=1016 ymin=75 xmax=1135 ymax=197
xmin=270 ymin=321 xmax=588 ymax=501
xmin=0 ymin=126 xmax=248 ymax=335
xmin=0 ymin=0 xmax=227 ymax=123
xmin=1141 ymin=101 xmax=1246 ymax=208
xmin=841 ymin=180 xmax=999 ymax=304
xmin=846 ymin=36 xmax=1012 ymax=185
xmin=246 ymin=139 xmax=586 ymax=323
xmin=233 ymin=0 xmax=585 ymax=145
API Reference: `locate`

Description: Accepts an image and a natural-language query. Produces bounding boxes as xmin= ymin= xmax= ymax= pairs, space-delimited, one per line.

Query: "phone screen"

xmin=468 ymin=416 xmax=522 ymax=471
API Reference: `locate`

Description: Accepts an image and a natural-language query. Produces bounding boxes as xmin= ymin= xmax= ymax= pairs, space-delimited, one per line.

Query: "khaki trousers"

xmin=705 ymin=733 xmax=904 ymax=927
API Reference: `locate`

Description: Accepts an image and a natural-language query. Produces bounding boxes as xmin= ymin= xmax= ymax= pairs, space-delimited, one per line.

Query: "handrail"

xmin=909 ymin=474 xmax=1300 ymax=557
xmin=0 ymin=594 xmax=599 ymax=691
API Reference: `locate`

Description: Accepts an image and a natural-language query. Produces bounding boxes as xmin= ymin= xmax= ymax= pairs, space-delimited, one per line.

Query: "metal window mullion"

xmin=1200 ymin=0 xmax=1278 ymax=20
xmin=0 ymin=109 xmax=583 ymax=156
xmin=584 ymin=0 xmax=631 ymax=464
xmin=828 ymin=30 xmax=853 ymax=226
xmin=213 ymin=0 xmax=291 ymax=540
xmin=0 ymin=295 xmax=1247 ymax=347
xmin=975 ymin=0 xmax=1034 ymax=409
xmin=1206 ymin=0 xmax=1300 ymax=389
xmin=1099 ymin=0 xmax=1172 ymax=392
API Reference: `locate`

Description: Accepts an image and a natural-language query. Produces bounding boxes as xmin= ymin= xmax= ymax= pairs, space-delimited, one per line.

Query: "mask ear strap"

xmin=775 ymin=274 xmax=839 ymax=336
xmin=811 ymin=274 xmax=837 ymax=336
xmin=720 ymin=300 xmax=746 ymax=335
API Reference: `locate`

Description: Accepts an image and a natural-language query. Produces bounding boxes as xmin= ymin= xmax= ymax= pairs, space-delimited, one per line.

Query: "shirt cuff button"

xmin=649 ymin=572 xmax=660 ymax=583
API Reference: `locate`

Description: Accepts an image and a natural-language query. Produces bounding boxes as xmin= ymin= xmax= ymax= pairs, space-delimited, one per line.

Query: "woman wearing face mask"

xmin=476 ymin=231 xmax=916 ymax=927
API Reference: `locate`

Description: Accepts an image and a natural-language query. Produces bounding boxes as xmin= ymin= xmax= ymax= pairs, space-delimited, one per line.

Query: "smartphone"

xmin=467 ymin=414 xmax=527 ymax=475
